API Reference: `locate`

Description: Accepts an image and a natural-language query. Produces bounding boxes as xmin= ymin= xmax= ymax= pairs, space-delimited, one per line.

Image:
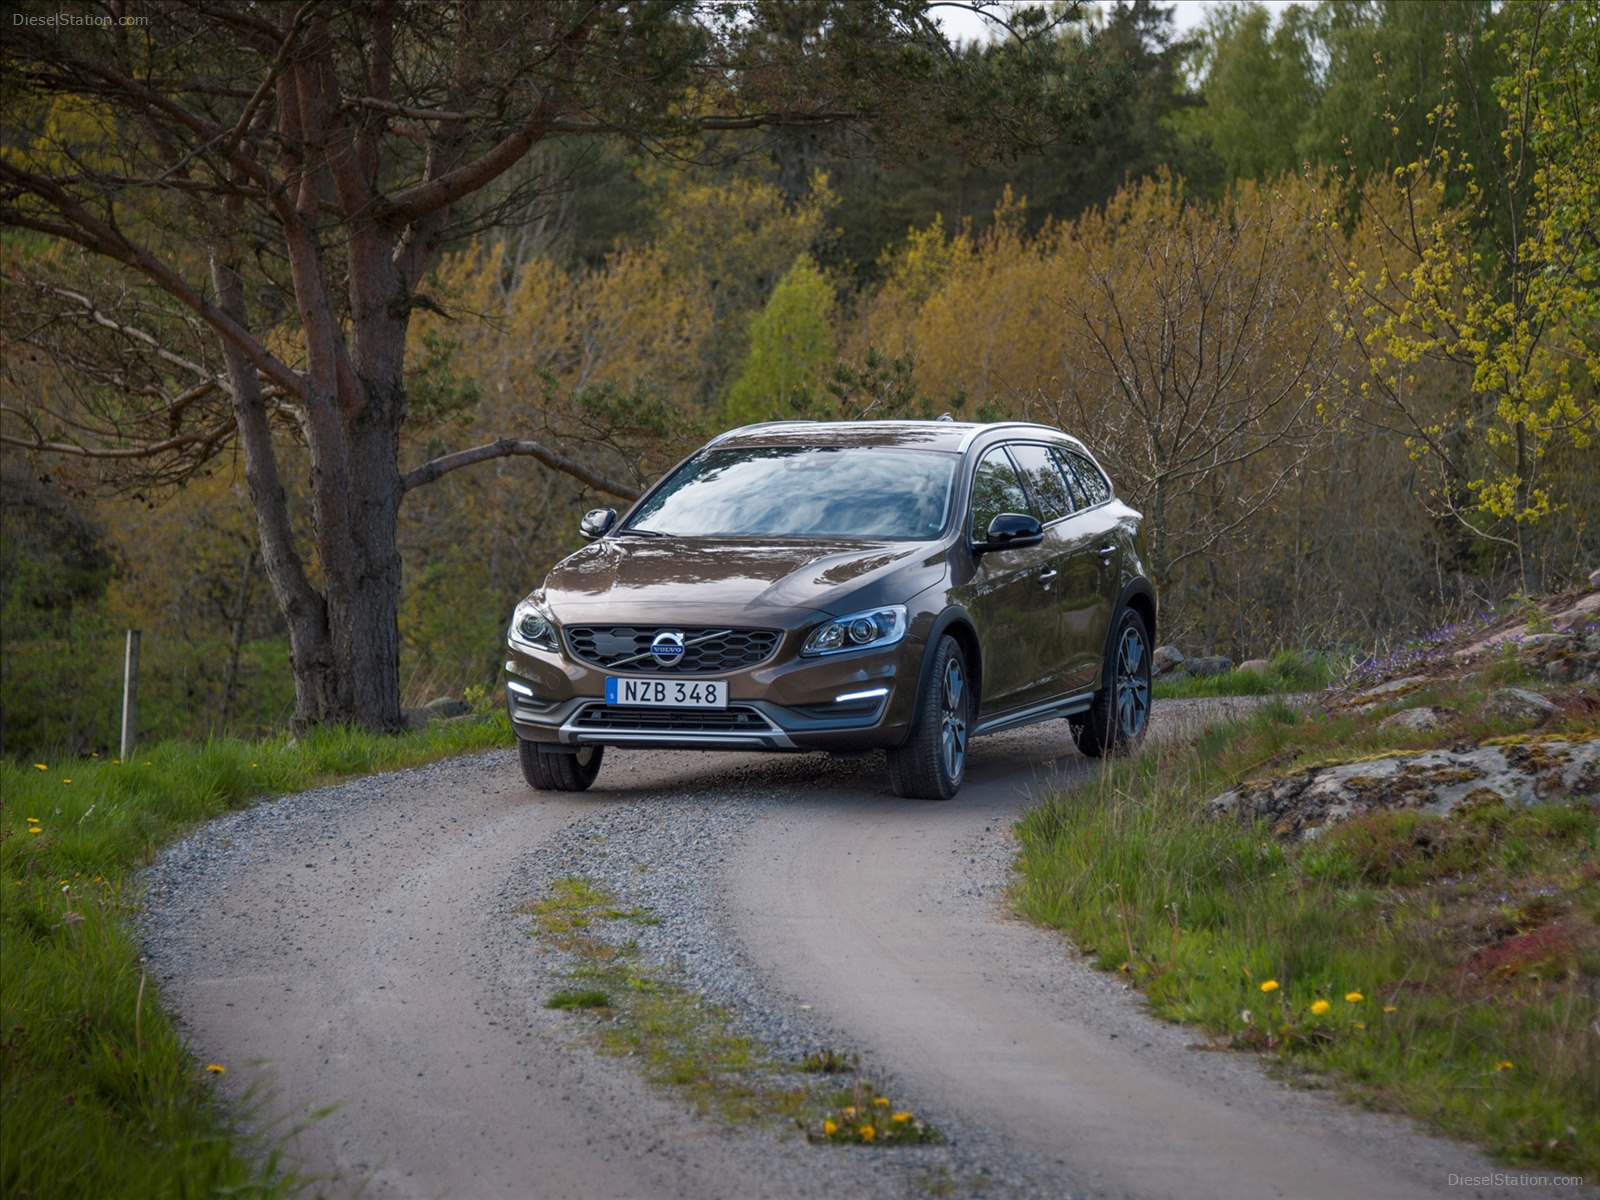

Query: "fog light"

xmin=507 ymin=680 xmax=534 ymax=698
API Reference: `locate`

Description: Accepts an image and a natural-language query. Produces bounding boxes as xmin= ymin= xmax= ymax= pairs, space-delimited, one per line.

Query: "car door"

xmin=1005 ymin=442 xmax=1100 ymax=695
xmin=1053 ymin=446 xmax=1122 ymax=691
xmin=958 ymin=444 xmax=1063 ymax=715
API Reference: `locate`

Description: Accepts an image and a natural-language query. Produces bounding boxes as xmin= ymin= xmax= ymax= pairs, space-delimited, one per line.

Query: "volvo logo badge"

xmin=649 ymin=630 xmax=686 ymax=666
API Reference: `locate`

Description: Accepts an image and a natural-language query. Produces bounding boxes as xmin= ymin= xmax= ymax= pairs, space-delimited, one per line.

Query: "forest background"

xmin=3 ymin=0 xmax=1596 ymax=758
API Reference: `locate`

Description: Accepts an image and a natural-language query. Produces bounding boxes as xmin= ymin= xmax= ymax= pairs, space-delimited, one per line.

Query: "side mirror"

xmin=977 ymin=512 xmax=1043 ymax=553
xmin=579 ymin=507 xmax=617 ymax=539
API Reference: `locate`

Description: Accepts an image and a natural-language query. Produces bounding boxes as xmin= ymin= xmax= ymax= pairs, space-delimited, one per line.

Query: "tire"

xmin=1072 ymin=607 xmax=1152 ymax=758
xmin=887 ymin=635 xmax=972 ymax=800
xmin=517 ymin=740 xmax=604 ymax=791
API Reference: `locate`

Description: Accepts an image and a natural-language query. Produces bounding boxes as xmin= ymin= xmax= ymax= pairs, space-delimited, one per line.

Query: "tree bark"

xmin=209 ymin=245 xmax=340 ymax=726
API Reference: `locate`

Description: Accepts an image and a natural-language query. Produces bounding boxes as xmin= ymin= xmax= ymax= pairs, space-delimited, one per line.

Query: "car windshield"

xmin=621 ymin=446 xmax=958 ymax=540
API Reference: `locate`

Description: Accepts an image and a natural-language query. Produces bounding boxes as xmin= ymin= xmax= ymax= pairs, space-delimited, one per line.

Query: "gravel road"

xmin=142 ymin=700 xmax=1592 ymax=1200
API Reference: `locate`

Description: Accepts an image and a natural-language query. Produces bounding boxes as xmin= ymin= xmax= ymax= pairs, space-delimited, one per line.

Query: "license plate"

xmin=605 ymin=677 xmax=728 ymax=708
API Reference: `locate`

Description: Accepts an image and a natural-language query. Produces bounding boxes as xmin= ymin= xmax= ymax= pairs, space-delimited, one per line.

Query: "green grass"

xmin=1153 ymin=648 xmax=1344 ymax=700
xmin=547 ymin=989 xmax=613 ymax=1010
xmin=526 ymin=875 xmax=932 ymax=1140
xmin=1015 ymin=697 xmax=1600 ymax=1179
xmin=1 ymin=712 xmax=513 ymax=1200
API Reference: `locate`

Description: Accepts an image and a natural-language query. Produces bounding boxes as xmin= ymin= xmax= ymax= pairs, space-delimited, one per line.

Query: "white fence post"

xmin=120 ymin=629 xmax=141 ymax=762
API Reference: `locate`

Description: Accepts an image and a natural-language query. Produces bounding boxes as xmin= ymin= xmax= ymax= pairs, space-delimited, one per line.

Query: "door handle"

xmin=1097 ymin=543 xmax=1117 ymax=560
xmin=1038 ymin=569 xmax=1059 ymax=587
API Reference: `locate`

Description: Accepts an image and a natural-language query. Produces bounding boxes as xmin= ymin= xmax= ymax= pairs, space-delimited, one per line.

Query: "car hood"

xmin=538 ymin=536 xmax=945 ymax=623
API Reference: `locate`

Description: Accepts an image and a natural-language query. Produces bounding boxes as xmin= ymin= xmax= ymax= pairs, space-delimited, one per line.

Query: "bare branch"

xmin=0 ymin=163 xmax=305 ymax=400
xmin=0 ymin=414 xmax=232 ymax=460
xmin=401 ymin=437 xmax=642 ymax=501
xmin=379 ymin=11 xmax=600 ymax=227
xmin=344 ymin=95 xmax=490 ymax=124
xmin=42 ymin=285 xmax=216 ymax=382
xmin=218 ymin=1 xmax=315 ymax=162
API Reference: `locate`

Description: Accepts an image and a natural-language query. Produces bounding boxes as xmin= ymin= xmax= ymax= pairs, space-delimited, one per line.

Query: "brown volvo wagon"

xmin=504 ymin=419 xmax=1156 ymax=799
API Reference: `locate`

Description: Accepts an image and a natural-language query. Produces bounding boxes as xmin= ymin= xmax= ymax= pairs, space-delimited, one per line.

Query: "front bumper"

xmin=505 ymin=632 xmax=920 ymax=752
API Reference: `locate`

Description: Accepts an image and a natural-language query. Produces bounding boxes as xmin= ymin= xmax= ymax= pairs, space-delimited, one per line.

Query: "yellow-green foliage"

xmin=856 ymin=189 xmax=1065 ymax=406
xmin=725 ymin=253 xmax=837 ymax=424
xmin=1330 ymin=5 xmax=1599 ymax=532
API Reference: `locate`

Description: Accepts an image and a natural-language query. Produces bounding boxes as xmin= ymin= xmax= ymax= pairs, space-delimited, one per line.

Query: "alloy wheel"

xmin=1114 ymin=623 xmax=1150 ymax=739
xmin=941 ymin=655 xmax=968 ymax=783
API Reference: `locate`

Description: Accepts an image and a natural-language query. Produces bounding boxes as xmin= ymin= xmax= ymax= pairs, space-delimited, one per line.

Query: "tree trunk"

xmin=210 ymin=248 xmax=341 ymax=728
xmin=324 ymin=385 xmax=405 ymax=731
xmin=1514 ymin=418 xmax=1532 ymax=591
xmin=325 ymin=225 xmax=414 ymax=733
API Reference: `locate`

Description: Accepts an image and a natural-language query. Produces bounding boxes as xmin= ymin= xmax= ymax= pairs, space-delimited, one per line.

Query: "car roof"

xmin=706 ymin=419 xmax=1091 ymax=456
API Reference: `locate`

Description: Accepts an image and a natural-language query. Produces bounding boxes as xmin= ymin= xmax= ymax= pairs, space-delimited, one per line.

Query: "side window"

xmin=1008 ymin=443 xmax=1075 ymax=523
xmin=969 ymin=447 xmax=1033 ymax=541
xmin=1059 ymin=449 xmax=1111 ymax=506
xmin=1049 ymin=448 xmax=1090 ymax=509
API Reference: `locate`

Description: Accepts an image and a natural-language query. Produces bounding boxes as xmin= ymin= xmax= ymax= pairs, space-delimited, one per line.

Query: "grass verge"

xmin=521 ymin=875 xmax=938 ymax=1147
xmin=1153 ymin=649 xmax=1343 ymax=700
xmin=1 ymin=712 xmax=512 ymax=1200
xmin=1015 ymin=692 xmax=1599 ymax=1179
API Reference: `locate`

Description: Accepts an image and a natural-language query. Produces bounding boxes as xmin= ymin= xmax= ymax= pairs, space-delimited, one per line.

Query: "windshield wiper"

xmin=617 ymin=527 xmax=665 ymax=537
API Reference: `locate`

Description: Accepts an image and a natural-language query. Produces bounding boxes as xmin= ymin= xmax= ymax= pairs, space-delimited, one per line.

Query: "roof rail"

xmin=955 ymin=421 xmax=1085 ymax=453
xmin=705 ymin=419 xmax=816 ymax=448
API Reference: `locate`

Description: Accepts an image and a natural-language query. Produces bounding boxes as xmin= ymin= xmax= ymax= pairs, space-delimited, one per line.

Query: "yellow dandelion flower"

xmin=1495 ymin=1060 xmax=1513 ymax=1072
xmin=1345 ymin=992 xmax=1364 ymax=1003
xmin=1260 ymin=980 xmax=1279 ymax=993
xmin=1353 ymin=1022 xmax=1366 ymax=1030
xmin=205 ymin=1063 xmax=226 ymax=1075
xmin=842 ymin=1106 xmax=855 ymax=1117
xmin=859 ymin=1125 xmax=875 ymax=1142
xmin=1310 ymin=999 xmax=1331 ymax=1015
xmin=34 ymin=763 xmax=47 ymax=771
xmin=873 ymin=1097 xmax=889 ymax=1107
xmin=891 ymin=1111 xmax=913 ymax=1124
xmin=27 ymin=827 xmax=42 ymax=835
xmin=62 ymin=779 xmax=72 ymax=785
xmin=823 ymin=1119 xmax=837 ymax=1136
xmin=1383 ymin=1005 xmax=1397 ymax=1013
xmin=27 ymin=817 xmax=39 ymax=823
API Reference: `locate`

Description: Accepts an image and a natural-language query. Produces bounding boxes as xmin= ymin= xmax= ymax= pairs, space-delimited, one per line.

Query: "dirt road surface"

xmin=142 ymin=706 xmax=1592 ymax=1199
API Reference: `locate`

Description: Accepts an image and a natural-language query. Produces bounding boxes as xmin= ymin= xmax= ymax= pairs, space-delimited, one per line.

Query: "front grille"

xmin=569 ymin=702 xmax=774 ymax=734
xmin=564 ymin=626 xmax=782 ymax=672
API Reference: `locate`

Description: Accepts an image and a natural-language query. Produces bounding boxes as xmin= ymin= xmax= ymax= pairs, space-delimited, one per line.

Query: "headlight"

xmin=801 ymin=605 xmax=907 ymax=656
xmin=509 ymin=599 xmax=558 ymax=651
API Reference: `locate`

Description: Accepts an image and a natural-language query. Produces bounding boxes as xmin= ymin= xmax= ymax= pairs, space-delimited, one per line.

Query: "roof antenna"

xmin=936 ymin=412 xmax=954 ymax=421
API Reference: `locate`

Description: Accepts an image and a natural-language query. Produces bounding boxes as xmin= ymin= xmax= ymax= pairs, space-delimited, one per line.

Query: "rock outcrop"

xmin=1209 ymin=739 xmax=1600 ymax=840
